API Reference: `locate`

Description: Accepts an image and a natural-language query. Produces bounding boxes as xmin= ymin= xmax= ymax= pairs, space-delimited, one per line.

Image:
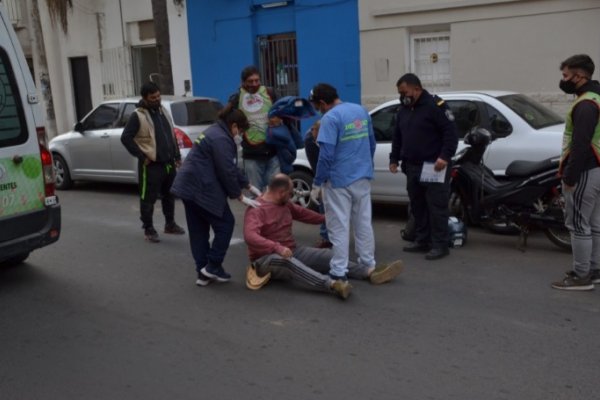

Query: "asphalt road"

xmin=1 ymin=183 xmax=598 ymax=400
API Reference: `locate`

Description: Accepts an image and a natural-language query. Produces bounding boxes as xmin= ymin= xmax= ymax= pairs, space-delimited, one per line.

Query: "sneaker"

xmin=315 ymin=239 xmax=333 ymax=249
xmin=201 ymin=265 xmax=231 ymax=283
xmin=144 ymin=227 xmax=160 ymax=243
xmin=552 ymin=271 xmax=594 ymax=291
xmin=331 ymin=280 xmax=352 ymax=300
xmin=164 ymin=222 xmax=186 ymax=235
xmin=590 ymin=269 xmax=600 ymax=284
xmin=196 ymin=271 xmax=212 ymax=287
xmin=370 ymin=260 xmax=404 ymax=285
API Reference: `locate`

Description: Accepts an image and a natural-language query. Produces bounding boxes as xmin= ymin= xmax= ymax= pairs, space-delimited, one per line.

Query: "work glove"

xmin=310 ymin=185 xmax=322 ymax=206
xmin=240 ymin=195 xmax=260 ymax=209
xmin=248 ymin=185 xmax=262 ymax=197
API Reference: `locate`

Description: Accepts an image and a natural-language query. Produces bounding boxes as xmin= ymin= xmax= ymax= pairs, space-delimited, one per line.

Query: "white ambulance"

xmin=0 ymin=3 xmax=60 ymax=266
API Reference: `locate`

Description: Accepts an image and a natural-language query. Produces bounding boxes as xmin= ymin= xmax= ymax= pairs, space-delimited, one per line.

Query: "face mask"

xmin=147 ymin=100 xmax=161 ymax=110
xmin=400 ymin=95 xmax=415 ymax=106
xmin=559 ymin=78 xmax=578 ymax=94
xmin=234 ymin=134 xmax=243 ymax=146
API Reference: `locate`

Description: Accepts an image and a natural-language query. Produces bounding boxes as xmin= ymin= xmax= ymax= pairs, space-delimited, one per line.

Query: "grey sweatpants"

xmin=564 ymin=167 xmax=600 ymax=277
xmin=253 ymin=246 xmax=371 ymax=293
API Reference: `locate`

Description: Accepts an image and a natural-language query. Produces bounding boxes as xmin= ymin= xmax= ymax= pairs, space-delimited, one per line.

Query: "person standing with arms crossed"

xmin=309 ymin=83 xmax=380 ymax=282
xmin=121 ymin=82 xmax=186 ymax=243
xmin=389 ymin=73 xmax=458 ymax=260
xmin=228 ymin=66 xmax=279 ymax=191
xmin=552 ymin=54 xmax=600 ymax=291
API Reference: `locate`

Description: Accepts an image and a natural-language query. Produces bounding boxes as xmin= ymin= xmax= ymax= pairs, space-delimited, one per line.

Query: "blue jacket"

xmin=390 ymin=90 xmax=458 ymax=165
xmin=266 ymin=123 xmax=304 ymax=174
xmin=171 ymin=120 xmax=248 ymax=217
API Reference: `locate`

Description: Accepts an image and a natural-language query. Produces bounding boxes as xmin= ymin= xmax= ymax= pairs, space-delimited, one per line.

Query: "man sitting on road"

xmin=243 ymin=174 xmax=404 ymax=299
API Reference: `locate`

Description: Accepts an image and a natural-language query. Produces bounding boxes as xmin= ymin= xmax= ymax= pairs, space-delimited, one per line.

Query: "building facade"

xmin=186 ymin=0 xmax=361 ymax=109
xmin=4 ymin=0 xmax=192 ymax=137
xmin=359 ymin=0 xmax=600 ymax=113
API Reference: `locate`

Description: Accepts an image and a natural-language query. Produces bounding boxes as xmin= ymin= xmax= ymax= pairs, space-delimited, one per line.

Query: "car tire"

xmin=289 ymin=169 xmax=317 ymax=210
xmin=0 ymin=252 xmax=30 ymax=267
xmin=53 ymin=154 xmax=73 ymax=190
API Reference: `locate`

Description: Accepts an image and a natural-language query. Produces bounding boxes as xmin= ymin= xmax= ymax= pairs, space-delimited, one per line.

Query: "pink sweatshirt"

xmin=244 ymin=198 xmax=325 ymax=261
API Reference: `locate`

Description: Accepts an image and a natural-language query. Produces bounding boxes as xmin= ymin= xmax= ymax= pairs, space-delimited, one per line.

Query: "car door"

xmin=68 ymin=103 xmax=120 ymax=178
xmin=370 ymin=103 xmax=408 ymax=202
xmin=109 ymin=102 xmax=139 ymax=182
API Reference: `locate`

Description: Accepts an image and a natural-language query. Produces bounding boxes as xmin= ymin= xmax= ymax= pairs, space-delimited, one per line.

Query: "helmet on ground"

xmin=448 ymin=216 xmax=467 ymax=248
xmin=246 ymin=264 xmax=271 ymax=290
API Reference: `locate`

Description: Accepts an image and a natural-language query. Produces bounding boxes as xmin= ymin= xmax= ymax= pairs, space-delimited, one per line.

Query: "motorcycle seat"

xmin=505 ymin=157 xmax=559 ymax=178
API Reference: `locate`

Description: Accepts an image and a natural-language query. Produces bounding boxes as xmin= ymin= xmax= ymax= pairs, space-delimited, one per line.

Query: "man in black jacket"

xmin=389 ymin=73 xmax=458 ymax=260
xmin=552 ymin=54 xmax=600 ymax=291
xmin=121 ymin=82 xmax=185 ymax=243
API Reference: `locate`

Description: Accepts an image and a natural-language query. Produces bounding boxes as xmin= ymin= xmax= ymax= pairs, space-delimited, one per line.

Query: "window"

xmin=371 ymin=104 xmax=399 ymax=142
xmin=446 ymin=100 xmax=480 ymax=139
xmin=497 ymin=94 xmax=563 ymax=130
xmin=117 ymin=103 xmax=137 ymax=127
xmin=0 ymin=49 xmax=27 ymax=148
xmin=170 ymin=100 xmax=223 ymax=126
xmin=485 ymin=104 xmax=513 ymax=138
xmin=83 ymin=103 xmax=120 ymax=130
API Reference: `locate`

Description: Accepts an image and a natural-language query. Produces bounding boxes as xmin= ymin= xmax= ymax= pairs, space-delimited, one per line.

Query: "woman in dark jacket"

xmin=171 ymin=107 xmax=260 ymax=286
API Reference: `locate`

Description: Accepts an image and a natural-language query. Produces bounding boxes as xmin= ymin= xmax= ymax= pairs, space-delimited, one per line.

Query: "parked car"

xmin=0 ymin=3 xmax=60 ymax=266
xmin=290 ymin=91 xmax=566 ymax=206
xmin=50 ymin=96 xmax=222 ymax=189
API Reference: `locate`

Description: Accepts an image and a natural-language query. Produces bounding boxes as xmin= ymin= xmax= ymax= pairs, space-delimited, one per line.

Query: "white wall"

xmin=359 ymin=0 xmax=600 ymax=113
xmin=18 ymin=0 xmax=193 ymax=136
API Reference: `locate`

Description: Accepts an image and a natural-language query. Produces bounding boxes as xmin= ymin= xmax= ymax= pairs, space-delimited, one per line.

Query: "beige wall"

xmin=360 ymin=0 xmax=600 ymax=113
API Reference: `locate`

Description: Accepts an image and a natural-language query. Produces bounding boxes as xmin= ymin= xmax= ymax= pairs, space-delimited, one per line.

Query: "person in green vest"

xmin=552 ymin=54 xmax=600 ymax=291
xmin=228 ymin=66 xmax=280 ymax=191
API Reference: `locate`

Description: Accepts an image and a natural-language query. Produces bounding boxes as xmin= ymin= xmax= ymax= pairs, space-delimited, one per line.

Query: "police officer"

xmin=389 ymin=73 xmax=458 ymax=260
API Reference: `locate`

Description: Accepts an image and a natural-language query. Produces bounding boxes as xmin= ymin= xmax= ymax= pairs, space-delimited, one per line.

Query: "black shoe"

xmin=403 ymin=242 xmax=430 ymax=253
xmin=144 ymin=227 xmax=160 ymax=243
xmin=425 ymin=247 xmax=449 ymax=260
xmin=164 ymin=222 xmax=186 ymax=235
xmin=552 ymin=271 xmax=594 ymax=291
xmin=591 ymin=269 xmax=600 ymax=284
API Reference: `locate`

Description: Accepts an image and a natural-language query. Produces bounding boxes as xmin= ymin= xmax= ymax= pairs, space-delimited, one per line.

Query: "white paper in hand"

xmin=420 ymin=162 xmax=446 ymax=183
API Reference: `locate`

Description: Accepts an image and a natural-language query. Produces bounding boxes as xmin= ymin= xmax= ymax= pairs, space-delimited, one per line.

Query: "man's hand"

xmin=248 ymin=185 xmax=262 ymax=197
xmin=434 ymin=158 xmax=448 ymax=172
xmin=310 ymin=185 xmax=322 ymax=206
xmin=277 ymin=246 xmax=293 ymax=259
xmin=389 ymin=163 xmax=399 ymax=174
xmin=240 ymin=195 xmax=260 ymax=208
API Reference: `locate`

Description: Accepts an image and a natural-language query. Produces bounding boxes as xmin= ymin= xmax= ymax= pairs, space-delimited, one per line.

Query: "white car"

xmin=290 ymin=91 xmax=565 ymax=206
xmin=50 ymin=96 xmax=222 ymax=189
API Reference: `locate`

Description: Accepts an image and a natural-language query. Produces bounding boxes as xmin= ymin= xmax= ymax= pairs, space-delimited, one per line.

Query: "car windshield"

xmin=496 ymin=94 xmax=564 ymax=129
xmin=170 ymin=100 xmax=223 ymax=126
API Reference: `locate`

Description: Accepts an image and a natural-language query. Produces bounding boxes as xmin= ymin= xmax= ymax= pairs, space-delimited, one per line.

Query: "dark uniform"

xmin=390 ymin=90 xmax=458 ymax=251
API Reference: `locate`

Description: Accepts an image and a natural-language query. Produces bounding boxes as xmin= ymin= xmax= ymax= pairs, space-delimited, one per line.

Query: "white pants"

xmin=323 ymin=179 xmax=376 ymax=277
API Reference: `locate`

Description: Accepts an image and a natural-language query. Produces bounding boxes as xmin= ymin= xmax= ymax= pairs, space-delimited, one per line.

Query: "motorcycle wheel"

xmin=543 ymin=192 xmax=572 ymax=252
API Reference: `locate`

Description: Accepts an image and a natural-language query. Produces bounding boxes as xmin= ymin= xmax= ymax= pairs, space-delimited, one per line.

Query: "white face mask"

xmin=234 ymin=134 xmax=243 ymax=146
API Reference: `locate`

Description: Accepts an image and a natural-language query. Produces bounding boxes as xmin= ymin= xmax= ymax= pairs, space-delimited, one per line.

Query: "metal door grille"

xmin=411 ymin=33 xmax=451 ymax=92
xmin=258 ymin=33 xmax=298 ymax=97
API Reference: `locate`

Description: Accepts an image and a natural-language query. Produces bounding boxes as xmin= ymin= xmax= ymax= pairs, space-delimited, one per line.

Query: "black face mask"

xmin=400 ymin=95 xmax=415 ymax=106
xmin=559 ymin=78 xmax=578 ymax=94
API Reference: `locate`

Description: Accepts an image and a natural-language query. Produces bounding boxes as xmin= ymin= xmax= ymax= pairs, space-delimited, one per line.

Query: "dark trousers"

xmin=138 ymin=160 xmax=176 ymax=229
xmin=405 ymin=162 xmax=451 ymax=249
xmin=182 ymin=199 xmax=235 ymax=272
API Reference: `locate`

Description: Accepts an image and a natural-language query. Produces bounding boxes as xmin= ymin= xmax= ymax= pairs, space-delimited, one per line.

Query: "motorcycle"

xmin=449 ymin=127 xmax=571 ymax=251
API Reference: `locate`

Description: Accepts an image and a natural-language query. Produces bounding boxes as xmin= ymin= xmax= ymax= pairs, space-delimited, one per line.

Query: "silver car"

xmin=50 ymin=96 xmax=222 ymax=189
xmin=290 ymin=91 xmax=565 ymax=206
